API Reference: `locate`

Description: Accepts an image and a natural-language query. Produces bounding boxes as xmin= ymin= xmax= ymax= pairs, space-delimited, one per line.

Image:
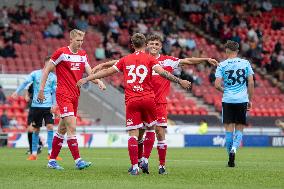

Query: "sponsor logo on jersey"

xmin=133 ymin=85 xmax=144 ymax=92
xmin=70 ymin=63 xmax=81 ymax=70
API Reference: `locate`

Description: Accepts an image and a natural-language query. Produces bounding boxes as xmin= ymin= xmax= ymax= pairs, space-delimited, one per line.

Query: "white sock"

xmin=143 ymin=158 xmax=148 ymax=164
xmin=32 ymin=151 xmax=37 ymax=155
xmin=231 ymin=147 xmax=237 ymax=153
xmin=75 ymin=158 xmax=82 ymax=164
xmin=133 ymin=164 xmax=138 ymax=169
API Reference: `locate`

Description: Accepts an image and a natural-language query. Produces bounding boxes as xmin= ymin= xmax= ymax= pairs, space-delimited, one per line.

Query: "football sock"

xmin=232 ymin=130 xmax=243 ymax=153
xmin=50 ymin=132 xmax=64 ymax=160
xmin=225 ymin=131 xmax=233 ymax=154
xmin=67 ymin=135 xmax=81 ymax=161
xmin=28 ymin=132 xmax=32 ymax=153
xmin=32 ymin=132 xmax=39 ymax=155
xmin=47 ymin=130 xmax=54 ymax=154
xmin=157 ymin=140 xmax=167 ymax=166
xmin=142 ymin=130 xmax=155 ymax=159
xmin=138 ymin=139 xmax=144 ymax=162
xmin=128 ymin=136 xmax=138 ymax=166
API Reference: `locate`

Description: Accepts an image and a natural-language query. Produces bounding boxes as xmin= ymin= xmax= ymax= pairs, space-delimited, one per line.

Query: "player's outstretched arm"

xmin=38 ymin=60 xmax=55 ymax=103
xmin=153 ymin=65 xmax=191 ymax=90
xmin=247 ymin=75 xmax=254 ymax=111
xmin=77 ymin=67 xmax=118 ymax=88
xmin=180 ymin=57 xmax=218 ymax=66
xmin=91 ymin=60 xmax=118 ymax=74
xmin=85 ymin=64 xmax=106 ymax=90
xmin=11 ymin=72 xmax=34 ymax=99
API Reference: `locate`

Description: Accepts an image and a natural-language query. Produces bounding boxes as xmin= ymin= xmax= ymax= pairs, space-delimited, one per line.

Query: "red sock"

xmin=128 ymin=137 xmax=138 ymax=165
xmin=50 ymin=132 xmax=64 ymax=160
xmin=67 ymin=136 xmax=81 ymax=161
xmin=138 ymin=139 xmax=144 ymax=161
xmin=157 ymin=140 xmax=167 ymax=166
xmin=143 ymin=131 xmax=155 ymax=159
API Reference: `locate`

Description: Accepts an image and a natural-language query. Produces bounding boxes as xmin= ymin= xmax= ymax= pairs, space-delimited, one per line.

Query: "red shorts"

xmin=56 ymin=94 xmax=78 ymax=118
xmin=155 ymin=103 xmax=168 ymax=127
xmin=126 ymin=98 xmax=157 ymax=130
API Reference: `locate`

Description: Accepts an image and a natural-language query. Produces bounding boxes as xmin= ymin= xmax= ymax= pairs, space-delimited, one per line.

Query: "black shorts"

xmin=27 ymin=109 xmax=33 ymax=125
xmin=30 ymin=107 xmax=54 ymax=128
xmin=222 ymin=102 xmax=247 ymax=125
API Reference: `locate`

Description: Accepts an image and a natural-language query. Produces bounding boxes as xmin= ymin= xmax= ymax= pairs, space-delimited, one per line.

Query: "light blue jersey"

xmin=215 ymin=57 xmax=254 ymax=103
xmin=16 ymin=70 xmax=57 ymax=107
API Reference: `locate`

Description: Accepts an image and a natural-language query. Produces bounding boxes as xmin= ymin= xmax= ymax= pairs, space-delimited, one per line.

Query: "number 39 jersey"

xmin=215 ymin=57 xmax=254 ymax=103
xmin=113 ymin=51 xmax=159 ymax=103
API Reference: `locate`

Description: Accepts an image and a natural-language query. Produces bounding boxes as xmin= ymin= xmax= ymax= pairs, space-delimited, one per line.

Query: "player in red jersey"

xmin=77 ymin=33 xmax=191 ymax=175
xmin=37 ymin=29 xmax=106 ymax=170
xmin=91 ymin=34 xmax=218 ymax=174
xmin=144 ymin=34 xmax=218 ymax=174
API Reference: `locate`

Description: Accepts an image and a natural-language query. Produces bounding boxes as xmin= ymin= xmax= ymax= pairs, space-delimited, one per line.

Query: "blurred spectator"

xmin=0 ymin=110 xmax=9 ymax=129
xmin=0 ymin=85 xmax=6 ymax=104
xmin=56 ymin=2 xmax=67 ymax=19
xmin=198 ymin=119 xmax=208 ymax=135
xmin=186 ymin=36 xmax=196 ymax=50
xmin=262 ymin=0 xmax=272 ymax=12
xmin=275 ymin=119 xmax=284 ymax=135
xmin=108 ymin=16 xmax=120 ymax=42
xmin=95 ymin=44 xmax=106 ymax=60
xmin=231 ymin=30 xmax=241 ymax=44
xmin=0 ymin=6 xmax=9 ymax=28
xmin=75 ymin=14 xmax=89 ymax=31
xmin=9 ymin=116 xmax=18 ymax=128
xmin=79 ymin=0 xmax=95 ymax=15
xmin=0 ymin=41 xmax=16 ymax=58
xmin=271 ymin=16 xmax=283 ymax=30
xmin=43 ymin=20 xmax=64 ymax=38
xmin=247 ymin=26 xmax=258 ymax=43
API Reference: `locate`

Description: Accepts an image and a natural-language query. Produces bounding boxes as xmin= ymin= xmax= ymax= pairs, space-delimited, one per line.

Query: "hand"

xmin=91 ymin=65 xmax=102 ymax=74
xmin=50 ymin=105 xmax=60 ymax=118
xmin=207 ymin=58 xmax=218 ymax=66
xmin=11 ymin=92 xmax=18 ymax=99
xmin=179 ymin=79 xmax=191 ymax=90
xmin=97 ymin=80 xmax=106 ymax=90
xmin=37 ymin=90 xmax=45 ymax=103
xmin=247 ymin=102 xmax=252 ymax=111
xmin=77 ymin=78 xmax=87 ymax=88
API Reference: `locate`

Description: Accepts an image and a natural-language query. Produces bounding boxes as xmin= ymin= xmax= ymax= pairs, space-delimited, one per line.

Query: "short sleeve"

xmin=247 ymin=62 xmax=254 ymax=76
xmin=169 ymin=56 xmax=180 ymax=69
xmin=112 ymin=59 xmax=123 ymax=72
xmin=51 ymin=48 xmax=64 ymax=65
xmin=85 ymin=54 xmax=90 ymax=68
xmin=215 ymin=65 xmax=223 ymax=78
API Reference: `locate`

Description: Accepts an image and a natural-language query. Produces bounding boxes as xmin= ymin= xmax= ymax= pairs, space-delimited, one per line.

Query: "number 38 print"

xmin=225 ymin=69 xmax=246 ymax=86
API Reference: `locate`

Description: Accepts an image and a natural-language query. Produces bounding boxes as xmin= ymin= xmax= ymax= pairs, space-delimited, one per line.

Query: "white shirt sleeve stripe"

xmin=112 ymin=65 xmax=120 ymax=72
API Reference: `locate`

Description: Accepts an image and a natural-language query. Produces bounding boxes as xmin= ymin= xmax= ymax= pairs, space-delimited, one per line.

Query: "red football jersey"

xmin=51 ymin=46 xmax=89 ymax=97
xmin=152 ymin=54 xmax=180 ymax=103
xmin=113 ymin=51 xmax=159 ymax=103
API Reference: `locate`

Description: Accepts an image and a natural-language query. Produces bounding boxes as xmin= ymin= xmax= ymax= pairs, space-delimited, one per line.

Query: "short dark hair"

xmin=131 ymin=33 xmax=146 ymax=48
xmin=146 ymin=34 xmax=163 ymax=43
xmin=225 ymin=40 xmax=239 ymax=52
xmin=44 ymin=55 xmax=51 ymax=62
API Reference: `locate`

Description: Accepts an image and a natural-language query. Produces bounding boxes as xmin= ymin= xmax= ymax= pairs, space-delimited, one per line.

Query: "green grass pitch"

xmin=0 ymin=148 xmax=283 ymax=189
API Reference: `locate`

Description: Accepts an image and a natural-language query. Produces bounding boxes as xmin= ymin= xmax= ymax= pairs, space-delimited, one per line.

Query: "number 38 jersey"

xmin=215 ymin=57 xmax=254 ymax=103
xmin=113 ymin=51 xmax=159 ymax=103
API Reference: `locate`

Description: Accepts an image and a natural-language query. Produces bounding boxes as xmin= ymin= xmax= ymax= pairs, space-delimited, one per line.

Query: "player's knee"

xmin=46 ymin=124 xmax=53 ymax=130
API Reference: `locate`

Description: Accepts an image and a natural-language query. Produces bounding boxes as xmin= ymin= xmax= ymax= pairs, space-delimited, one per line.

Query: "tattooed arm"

xmin=153 ymin=65 xmax=191 ymax=89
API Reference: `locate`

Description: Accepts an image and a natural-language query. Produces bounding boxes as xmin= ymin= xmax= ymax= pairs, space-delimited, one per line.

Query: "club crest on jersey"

xmin=70 ymin=63 xmax=81 ymax=70
xmin=126 ymin=119 xmax=133 ymax=126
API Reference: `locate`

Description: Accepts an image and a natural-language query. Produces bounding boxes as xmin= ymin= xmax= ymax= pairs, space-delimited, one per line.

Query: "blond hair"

xmin=70 ymin=29 xmax=85 ymax=39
